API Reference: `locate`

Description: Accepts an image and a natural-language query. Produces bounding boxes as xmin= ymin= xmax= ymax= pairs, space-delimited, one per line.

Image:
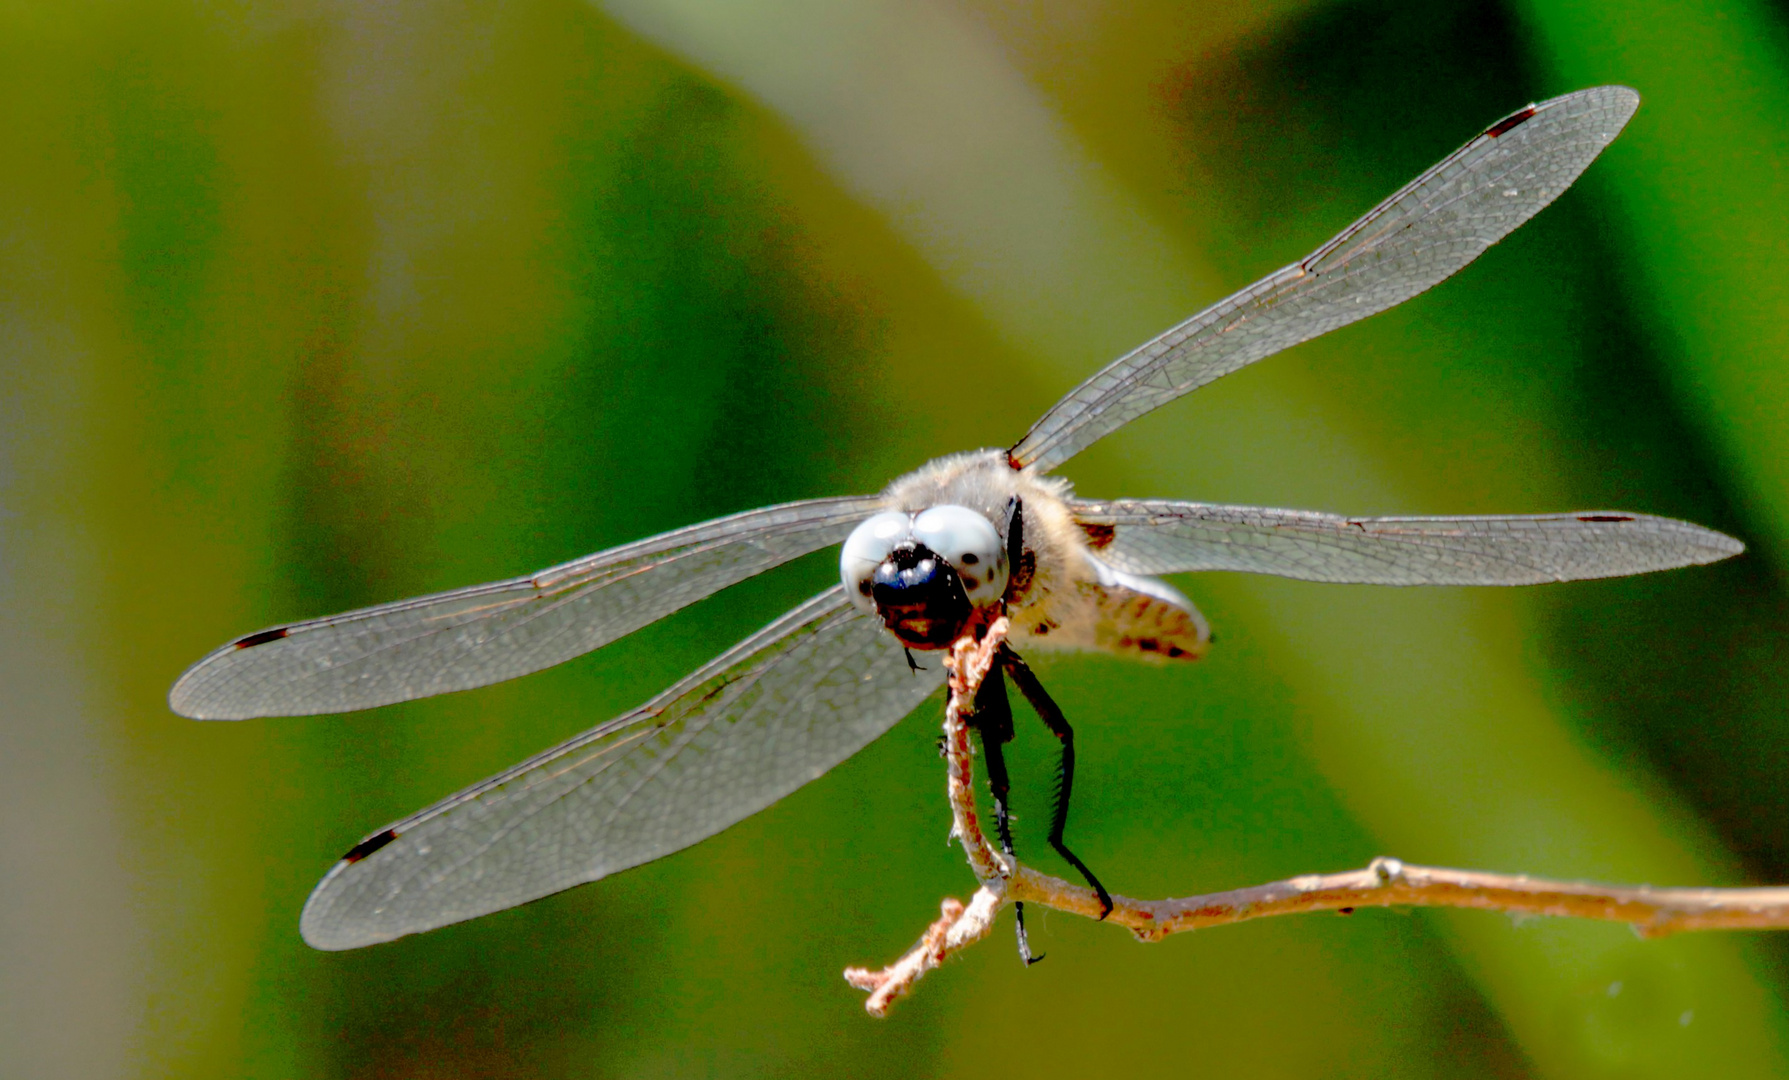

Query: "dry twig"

xmin=844 ymin=619 xmax=1789 ymax=1017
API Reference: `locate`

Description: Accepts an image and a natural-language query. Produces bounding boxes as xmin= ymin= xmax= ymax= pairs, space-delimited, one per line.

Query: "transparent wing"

xmin=170 ymin=496 xmax=882 ymax=719
xmin=300 ymin=586 xmax=943 ymax=950
xmin=1012 ymin=86 xmax=1640 ymax=473
xmin=1073 ymin=499 xmax=1744 ymax=585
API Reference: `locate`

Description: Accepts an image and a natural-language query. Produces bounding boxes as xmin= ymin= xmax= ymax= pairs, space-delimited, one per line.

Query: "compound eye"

xmin=840 ymin=511 xmax=912 ymax=613
xmin=912 ymin=504 xmax=1007 ymax=607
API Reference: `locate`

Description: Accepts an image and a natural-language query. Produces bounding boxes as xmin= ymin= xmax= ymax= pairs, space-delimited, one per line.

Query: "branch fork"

xmin=844 ymin=620 xmax=1789 ymax=1016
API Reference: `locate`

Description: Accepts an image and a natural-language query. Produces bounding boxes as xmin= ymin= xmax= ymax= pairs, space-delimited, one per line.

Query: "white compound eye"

xmin=840 ymin=511 xmax=913 ymax=613
xmin=912 ymin=504 xmax=1007 ymax=608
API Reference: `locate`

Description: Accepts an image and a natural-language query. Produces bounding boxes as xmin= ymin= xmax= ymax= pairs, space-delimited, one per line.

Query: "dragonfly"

xmin=171 ymin=85 xmax=1742 ymax=955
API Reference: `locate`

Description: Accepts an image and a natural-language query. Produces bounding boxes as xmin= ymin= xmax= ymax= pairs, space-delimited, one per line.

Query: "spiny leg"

xmin=972 ymin=664 xmax=1041 ymax=965
xmin=1000 ymin=646 xmax=1114 ymax=919
xmin=971 ymin=664 xmax=1017 ymax=853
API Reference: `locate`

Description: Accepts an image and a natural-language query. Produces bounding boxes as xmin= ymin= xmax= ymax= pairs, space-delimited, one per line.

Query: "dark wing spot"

xmin=234 ymin=627 xmax=290 ymax=649
xmin=1485 ymin=105 xmax=1537 ymax=138
xmin=342 ymin=829 xmax=399 ymax=864
xmin=962 ymin=576 xmax=980 ymax=591
xmin=1079 ymin=522 xmax=1117 ymax=549
xmin=1577 ymin=514 xmax=1635 ymax=523
xmin=961 ymin=552 xmax=979 ymax=565
xmin=858 ymin=580 xmax=873 ymax=595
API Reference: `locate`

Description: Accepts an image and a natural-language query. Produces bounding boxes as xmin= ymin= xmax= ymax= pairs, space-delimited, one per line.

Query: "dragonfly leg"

xmin=972 ymin=665 xmax=1041 ymax=965
xmin=1000 ymin=647 xmax=1114 ymax=919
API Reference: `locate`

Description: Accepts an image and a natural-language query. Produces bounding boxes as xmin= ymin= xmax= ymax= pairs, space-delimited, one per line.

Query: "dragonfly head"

xmin=842 ymin=506 xmax=1008 ymax=649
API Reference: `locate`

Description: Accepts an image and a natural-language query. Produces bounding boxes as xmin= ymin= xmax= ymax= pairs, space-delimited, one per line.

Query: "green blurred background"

xmin=6 ymin=0 xmax=1789 ymax=1076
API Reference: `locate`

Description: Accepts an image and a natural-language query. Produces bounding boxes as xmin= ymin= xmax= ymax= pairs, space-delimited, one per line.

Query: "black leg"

xmin=1000 ymin=647 xmax=1114 ymax=919
xmin=970 ymin=666 xmax=1018 ymax=860
xmin=972 ymin=665 xmax=1041 ymax=965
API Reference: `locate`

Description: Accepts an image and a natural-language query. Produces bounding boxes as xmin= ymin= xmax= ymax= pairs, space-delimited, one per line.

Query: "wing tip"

xmin=1636 ymin=513 xmax=1746 ymax=563
xmin=168 ymin=627 xmax=298 ymax=720
xmin=1548 ymin=84 xmax=1640 ymax=113
xmin=1527 ymin=85 xmax=1639 ymax=146
xmin=1584 ymin=512 xmax=1745 ymax=566
xmin=167 ymin=670 xmax=221 ymax=720
xmin=299 ymin=911 xmax=396 ymax=952
xmin=1708 ymin=529 xmax=1747 ymax=560
xmin=299 ymin=856 xmax=405 ymax=952
xmin=1595 ymin=83 xmax=1642 ymax=133
xmin=167 ymin=680 xmax=263 ymax=721
xmin=1598 ymin=84 xmax=1642 ymax=110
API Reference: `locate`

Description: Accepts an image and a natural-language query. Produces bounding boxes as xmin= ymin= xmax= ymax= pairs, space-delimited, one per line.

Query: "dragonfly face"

xmin=842 ymin=503 xmax=1008 ymax=649
xmin=169 ymin=86 xmax=1747 ymax=952
xmin=869 ymin=544 xmax=969 ymax=649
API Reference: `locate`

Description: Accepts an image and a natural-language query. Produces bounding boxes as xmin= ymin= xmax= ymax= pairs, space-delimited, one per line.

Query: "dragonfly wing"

xmin=1073 ymin=500 xmax=1744 ymax=585
xmin=1012 ymin=86 xmax=1639 ymax=473
xmin=300 ymin=586 xmax=942 ymax=949
xmin=170 ymin=495 xmax=883 ymax=719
